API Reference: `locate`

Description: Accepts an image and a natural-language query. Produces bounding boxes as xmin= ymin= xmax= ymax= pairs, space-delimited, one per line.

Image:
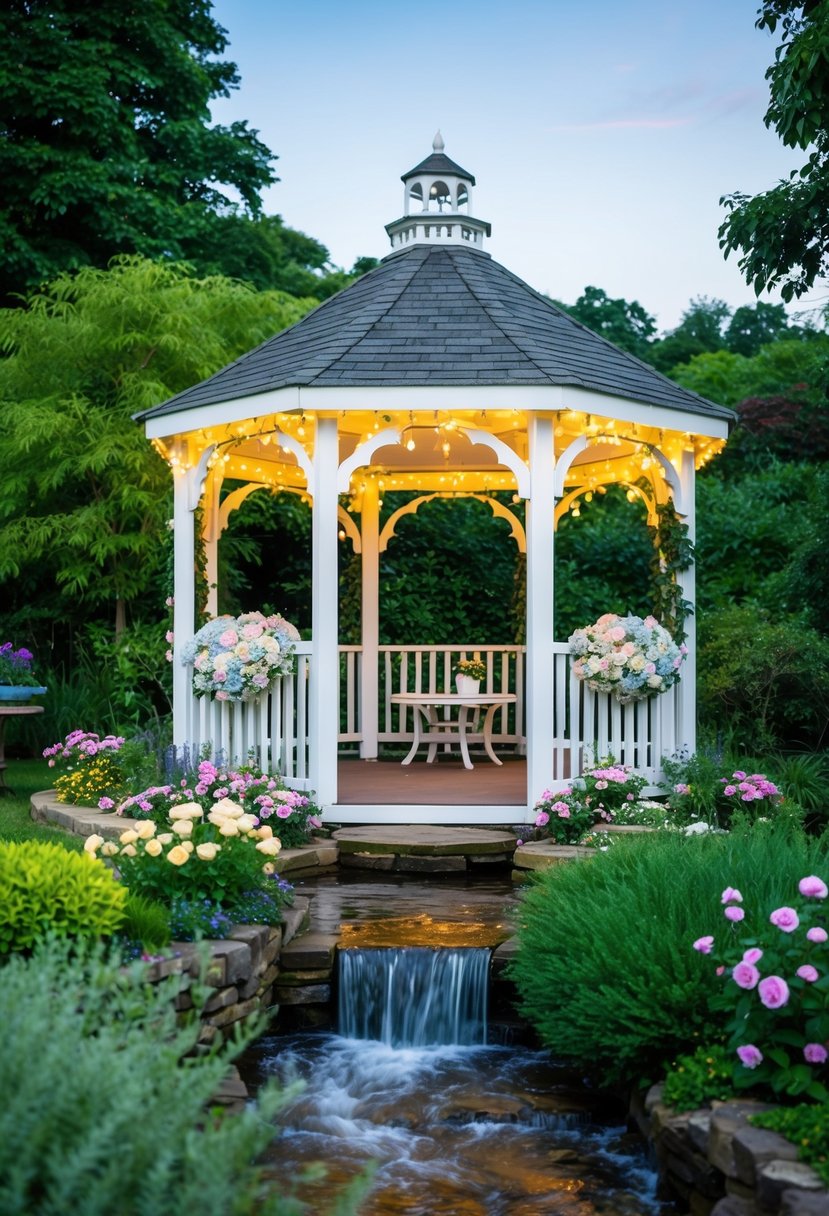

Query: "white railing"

xmin=183 ymin=640 xmax=680 ymax=794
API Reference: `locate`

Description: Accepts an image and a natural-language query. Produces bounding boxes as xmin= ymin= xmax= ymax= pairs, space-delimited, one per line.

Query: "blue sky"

xmin=209 ymin=0 xmax=820 ymax=332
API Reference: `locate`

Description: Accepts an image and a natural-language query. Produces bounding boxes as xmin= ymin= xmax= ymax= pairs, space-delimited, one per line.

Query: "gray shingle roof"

xmin=137 ymin=245 xmax=733 ymax=424
xmin=401 ymin=151 xmax=475 ymax=185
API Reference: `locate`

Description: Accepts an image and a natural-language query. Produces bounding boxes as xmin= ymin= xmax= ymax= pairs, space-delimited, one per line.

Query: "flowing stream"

xmin=242 ymin=900 xmax=676 ymax=1215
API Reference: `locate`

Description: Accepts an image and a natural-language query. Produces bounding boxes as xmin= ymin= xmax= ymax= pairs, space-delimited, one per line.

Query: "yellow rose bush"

xmin=86 ymin=799 xmax=293 ymax=939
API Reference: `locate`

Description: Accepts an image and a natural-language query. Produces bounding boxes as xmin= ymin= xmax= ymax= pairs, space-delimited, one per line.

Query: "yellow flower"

xmin=101 ymin=841 xmax=119 ymax=857
xmin=144 ymin=838 xmax=163 ymax=857
xmin=256 ymin=837 xmax=282 ymax=857
xmin=169 ymin=802 xmax=204 ymax=821
xmin=181 ymin=840 xmax=194 ymax=854
xmin=212 ymin=798 xmax=245 ymax=819
xmin=136 ymin=820 xmax=156 ymax=839
xmin=120 ymin=843 xmax=137 ymax=857
xmin=196 ymin=842 xmax=220 ymax=861
xmin=166 ymin=845 xmax=190 ymax=866
xmin=256 ymin=824 xmax=273 ymax=840
xmin=262 ymin=861 xmax=276 ymax=875
xmin=119 ymin=829 xmax=139 ymax=845
xmin=219 ymin=820 xmax=240 ymax=837
xmin=236 ymin=813 xmax=257 ymax=833
xmin=84 ymin=834 xmax=104 ymax=854
xmin=172 ymin=819 xmax=194 ymax=837
xmin=157 ymin=833 xmax=174 ymax=845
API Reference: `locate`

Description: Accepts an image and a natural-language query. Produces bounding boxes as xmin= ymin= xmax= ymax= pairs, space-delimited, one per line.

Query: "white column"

xmin=309 ymin=416 xmax=340 ymax=805
xmin=676 ymin=448 xmax=697 ymax=753
xmin=172 ymin=449 xmax=196 ymax=755
xmin=525 ymin=416 xmax=556 ymax=809
xmin=359 ymin=479 xmax=380 ymax=759
xmin=203 ymin=467 xmax=222 ymax=618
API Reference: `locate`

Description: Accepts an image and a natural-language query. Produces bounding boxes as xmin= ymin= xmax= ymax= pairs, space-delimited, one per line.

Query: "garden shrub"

xmin=117 ymin=891 xmax=171 ymax=953
xmin=662 ymin=1044 xmax=734 ymax=1111
xmin=0 ymin=841 xmax=126 ymax=956
xmin=0 ymin=937 xmax=353 ymax=1215
xmin=509 ymin=823 xmax=829 ymax=1088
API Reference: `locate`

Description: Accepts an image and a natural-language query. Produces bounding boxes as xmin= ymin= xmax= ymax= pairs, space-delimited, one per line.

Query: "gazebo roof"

xmin=139 ymin=244 xmax=732 ymax=426
xmin=401 ymin=150 xmax=476 ymax=184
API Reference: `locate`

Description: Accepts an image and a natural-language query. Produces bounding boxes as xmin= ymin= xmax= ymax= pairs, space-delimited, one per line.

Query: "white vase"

xmin=455 ymin=675 xmax=480 ymax=696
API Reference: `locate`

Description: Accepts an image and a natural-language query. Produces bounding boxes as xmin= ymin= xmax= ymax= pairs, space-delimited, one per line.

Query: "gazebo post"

xmin=309 ymin=417 xmax=340 ymax=804
xmin=359 ymin=479 xmax=380 ymax=759
xmin=202 ymin=466 xmax=221 ymax=618
xmin=171 ymin=445 xmax=196 ymax=757
xmin=525 ymin=415 xmax=556 ymax=810
xmin=676 ymin=448 xmax=697 ymax=753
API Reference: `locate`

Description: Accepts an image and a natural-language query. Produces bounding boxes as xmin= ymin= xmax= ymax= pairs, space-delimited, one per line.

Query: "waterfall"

xmin=338 ymin=947 xmax=490 ymax=1048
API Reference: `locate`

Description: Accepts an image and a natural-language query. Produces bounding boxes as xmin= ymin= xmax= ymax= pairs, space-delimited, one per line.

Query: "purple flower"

xmin=732 ymin=962 xmax=760 ymax=990
xmin=804 ymin=1043 xmax=828 ymax=1065
xmin=770 ymin=906 xmax=800 ymax=933
xmin=723 ymin=785 xmax=737 ymax=797
xmin=535 ymin=811 xmax=550 ymax=828
xmin=807 ymin=927 xmax=828 ymax=944
xmin=97 ymin=797 xmax=115 ymax=810
xmin=742 ymin=948 xmax=763 ymax=965
xmin=758 ymin=975 xmax=790 ymax=1009
xmin=736 ymin=1044 xmax=763 ymax=1069
xmin=799 ymin=876 xmax=829 ymax=900
xmin=725 ymin=906 xmax=745 ymax=923
xmin=721 ymin=887 xmax=743 ymax=904
xmin=693 ymin=936 xmax=714 ymax=954
xmin=797 ymin=965 xmax=819 ymax=983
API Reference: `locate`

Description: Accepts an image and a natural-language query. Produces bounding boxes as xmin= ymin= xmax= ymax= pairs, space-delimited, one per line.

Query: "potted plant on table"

xmin=454 ymin=657 xmax=487 ymax=696
xmin=0 ymin=642 xmax=46 ymax=702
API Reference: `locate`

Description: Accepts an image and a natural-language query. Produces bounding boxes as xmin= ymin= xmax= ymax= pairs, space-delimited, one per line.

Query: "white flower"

xmin=212 ymin=798 xmax=245 ymax=819
xmin=84 ymin=834 xmax=104 ymax=854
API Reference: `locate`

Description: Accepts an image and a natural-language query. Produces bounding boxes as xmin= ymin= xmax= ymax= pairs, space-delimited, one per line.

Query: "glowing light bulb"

xmin=406 ymin=437 xmax=416 ymax=451
xmin=571 ymin=506 xmax=581 ymax=518
xmin=626 ymin=489 xmax=637 ymax=502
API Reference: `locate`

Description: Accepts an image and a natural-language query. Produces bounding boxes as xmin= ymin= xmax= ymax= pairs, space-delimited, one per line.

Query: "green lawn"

xmin=0 ymin=759 xmax=82 ymax=849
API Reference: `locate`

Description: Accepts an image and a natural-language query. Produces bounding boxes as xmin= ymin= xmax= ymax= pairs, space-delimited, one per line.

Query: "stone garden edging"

xmin=630 ymin=1083 xmax=829 ymax=1215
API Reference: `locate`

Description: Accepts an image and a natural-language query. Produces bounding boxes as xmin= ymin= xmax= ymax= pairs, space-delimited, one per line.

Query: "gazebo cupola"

xmin=386 ymin=131 xmax=491 ymax=251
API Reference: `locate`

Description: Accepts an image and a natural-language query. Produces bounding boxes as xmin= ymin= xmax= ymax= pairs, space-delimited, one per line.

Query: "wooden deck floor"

xmin=337 ymin=755 xmax=527 ymax=805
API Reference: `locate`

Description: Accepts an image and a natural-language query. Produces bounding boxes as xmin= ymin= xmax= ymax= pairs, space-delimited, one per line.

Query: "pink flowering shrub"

xmin=665 ymin=751 xmax=786 ymax=830
xmin=692 ymin=876 xmax=829 ymax=1101
xmin=532 ymin=786 xmax=594 ymax=845
xmin=116 ymin=759 xmax=321 ymax=849
xmin=580 ymin=760 xmax=648 ymax=821
xmin=43 ymin=730 xmax=127 ymax=807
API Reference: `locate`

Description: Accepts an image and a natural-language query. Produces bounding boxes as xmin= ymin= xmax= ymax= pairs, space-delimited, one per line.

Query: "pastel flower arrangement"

xmin=454 ymin=657 xmax=487 ymax=682
xmin=181 ymin=610 xmax=300 ymax=702
xmin=85 ymin=796 xmax=294 ymax=920
xmin=569 ymin=613 xmax=686 ymax=703
xmin=692 ymin=877 xmax=829 ymax=1101
xmin=114 ymin=758 xmax=321 ymax=849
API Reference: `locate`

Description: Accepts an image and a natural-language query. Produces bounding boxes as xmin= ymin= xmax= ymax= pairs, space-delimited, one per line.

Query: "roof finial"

xmin=432 ymin=130 xmax=445 ymax=153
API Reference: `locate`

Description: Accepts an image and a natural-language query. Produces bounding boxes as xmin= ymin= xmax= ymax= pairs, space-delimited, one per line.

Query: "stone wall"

xmin=631 ymin=1084 xmax=829 ymax=1215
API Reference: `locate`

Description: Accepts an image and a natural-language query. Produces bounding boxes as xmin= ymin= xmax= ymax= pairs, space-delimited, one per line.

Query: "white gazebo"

xmin=137 ymin=135 xmax=731 ymax=825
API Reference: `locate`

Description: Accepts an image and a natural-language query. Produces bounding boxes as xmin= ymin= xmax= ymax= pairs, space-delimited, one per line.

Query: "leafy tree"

xmin=725 ymin=301 xmax=792 ymax=355
xmin=719 ymin=1 xmax=829 ymax=300
xmin=557 ymin=286 xmax=657 ymax=360
xmin=0 ymin=257 xmax=315 ymax=654
xmin=650 ymin=297 xmax=731 ymax=372
xmin=0 ymin=0 xmax=276 ymax=303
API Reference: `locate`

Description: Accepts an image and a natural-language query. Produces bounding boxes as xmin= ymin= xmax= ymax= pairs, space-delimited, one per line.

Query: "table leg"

xmin=482 ymin=703 xmax=504 ymax=766
xmin=458 ymin=704 xmax=474 ymax=770
xmin=424 ymin=705 xmax=442 ymax=764
xmin=400 ymin=705 xmax=423 ymax=766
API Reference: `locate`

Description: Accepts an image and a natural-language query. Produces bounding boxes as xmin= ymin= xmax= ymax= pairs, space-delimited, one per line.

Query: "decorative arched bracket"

xmin=273 ymin=429 xmax=313 ymax=487
xmin=459 ymin=427 xmax=531 ymax=499
xmin=379 ymin=492 xmax=526 ymax=553
xmin=337 ymin=428 xmax=401 ymax=494
xmin=552 ymin=435 xmax=588 ymax=499
xmin=186 ymin=444 xmax=217 ymax=511
xmin=338 ymin=506 xmax=361 ymax=553
xmin=218 ymin=484 xmax=267 ymax=536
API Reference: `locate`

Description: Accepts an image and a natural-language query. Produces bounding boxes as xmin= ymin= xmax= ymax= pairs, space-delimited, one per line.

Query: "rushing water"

xmin=244 ymin=942 xmax=675 ymax=1215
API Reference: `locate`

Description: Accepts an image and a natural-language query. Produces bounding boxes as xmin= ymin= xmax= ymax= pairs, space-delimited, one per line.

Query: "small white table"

xmin=390 ymin=692 xmax=516 ymax=770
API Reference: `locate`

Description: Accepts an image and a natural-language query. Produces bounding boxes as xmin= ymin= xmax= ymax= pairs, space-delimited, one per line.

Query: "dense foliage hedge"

xmin=510 ymin=825 xmax=829 ymax=1088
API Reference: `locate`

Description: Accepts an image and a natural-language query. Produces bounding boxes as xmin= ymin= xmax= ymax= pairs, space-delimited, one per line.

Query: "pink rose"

xmin=758 ymin=975 xmax=790 ymax=1009
xmin=732 ymin=962 xmax=760 ymax=990
xmin=693 ymin=936 xmax=714 ymax=954
xmin=736 ymin=1044 xmax=763 ymax=1069
xmin=535 ymin=811 xmax=550 ymax=827
xmin=797 ymin=965 xmax=819 ymax=983
xmin=804 ymin=1043 xmax=828 ymax=1064
xmin=219 ymin=629 xmax=237 ymax=648
xmin=742 ymin=948 xmax=763 ymax=965
xmin=770 ymin=906 xmax=800 ymax=933
xmin=807 ymin=927 xmax=828 ymax=944
xmin=725 ymin=906 xmax=745 ymax=922
xmin=799 ymin=876 xmax=829 ymax=900
xmin=723 ymin=785 xmax=737 ymax=796
xmin=721 ymin=887 xmax=743 ymax=904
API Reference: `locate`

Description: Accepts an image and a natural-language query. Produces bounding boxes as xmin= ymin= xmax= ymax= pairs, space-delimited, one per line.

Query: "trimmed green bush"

xmin=0 ymin=937 xmax=350 ymax=1215
xmin=0 ymin=840 xmax=126 ymax=955
xmin=751 ymin=1104 xmax=829 ymax=1187
xmin=509 ymin=824 xmax=829 ymax=1088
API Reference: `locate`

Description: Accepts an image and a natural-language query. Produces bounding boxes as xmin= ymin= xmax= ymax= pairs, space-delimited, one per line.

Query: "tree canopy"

xmin=556 ymin=286 xmax=657 ymax=361
xmin=719 ymin=0 xmax=829 ymax=300
xmin=0 ymin=0 xmax=276 ymax=302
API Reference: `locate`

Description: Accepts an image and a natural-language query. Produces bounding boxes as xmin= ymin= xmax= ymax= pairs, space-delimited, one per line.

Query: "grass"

xmin=0 ymin=758 xmax=82 ymax=850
